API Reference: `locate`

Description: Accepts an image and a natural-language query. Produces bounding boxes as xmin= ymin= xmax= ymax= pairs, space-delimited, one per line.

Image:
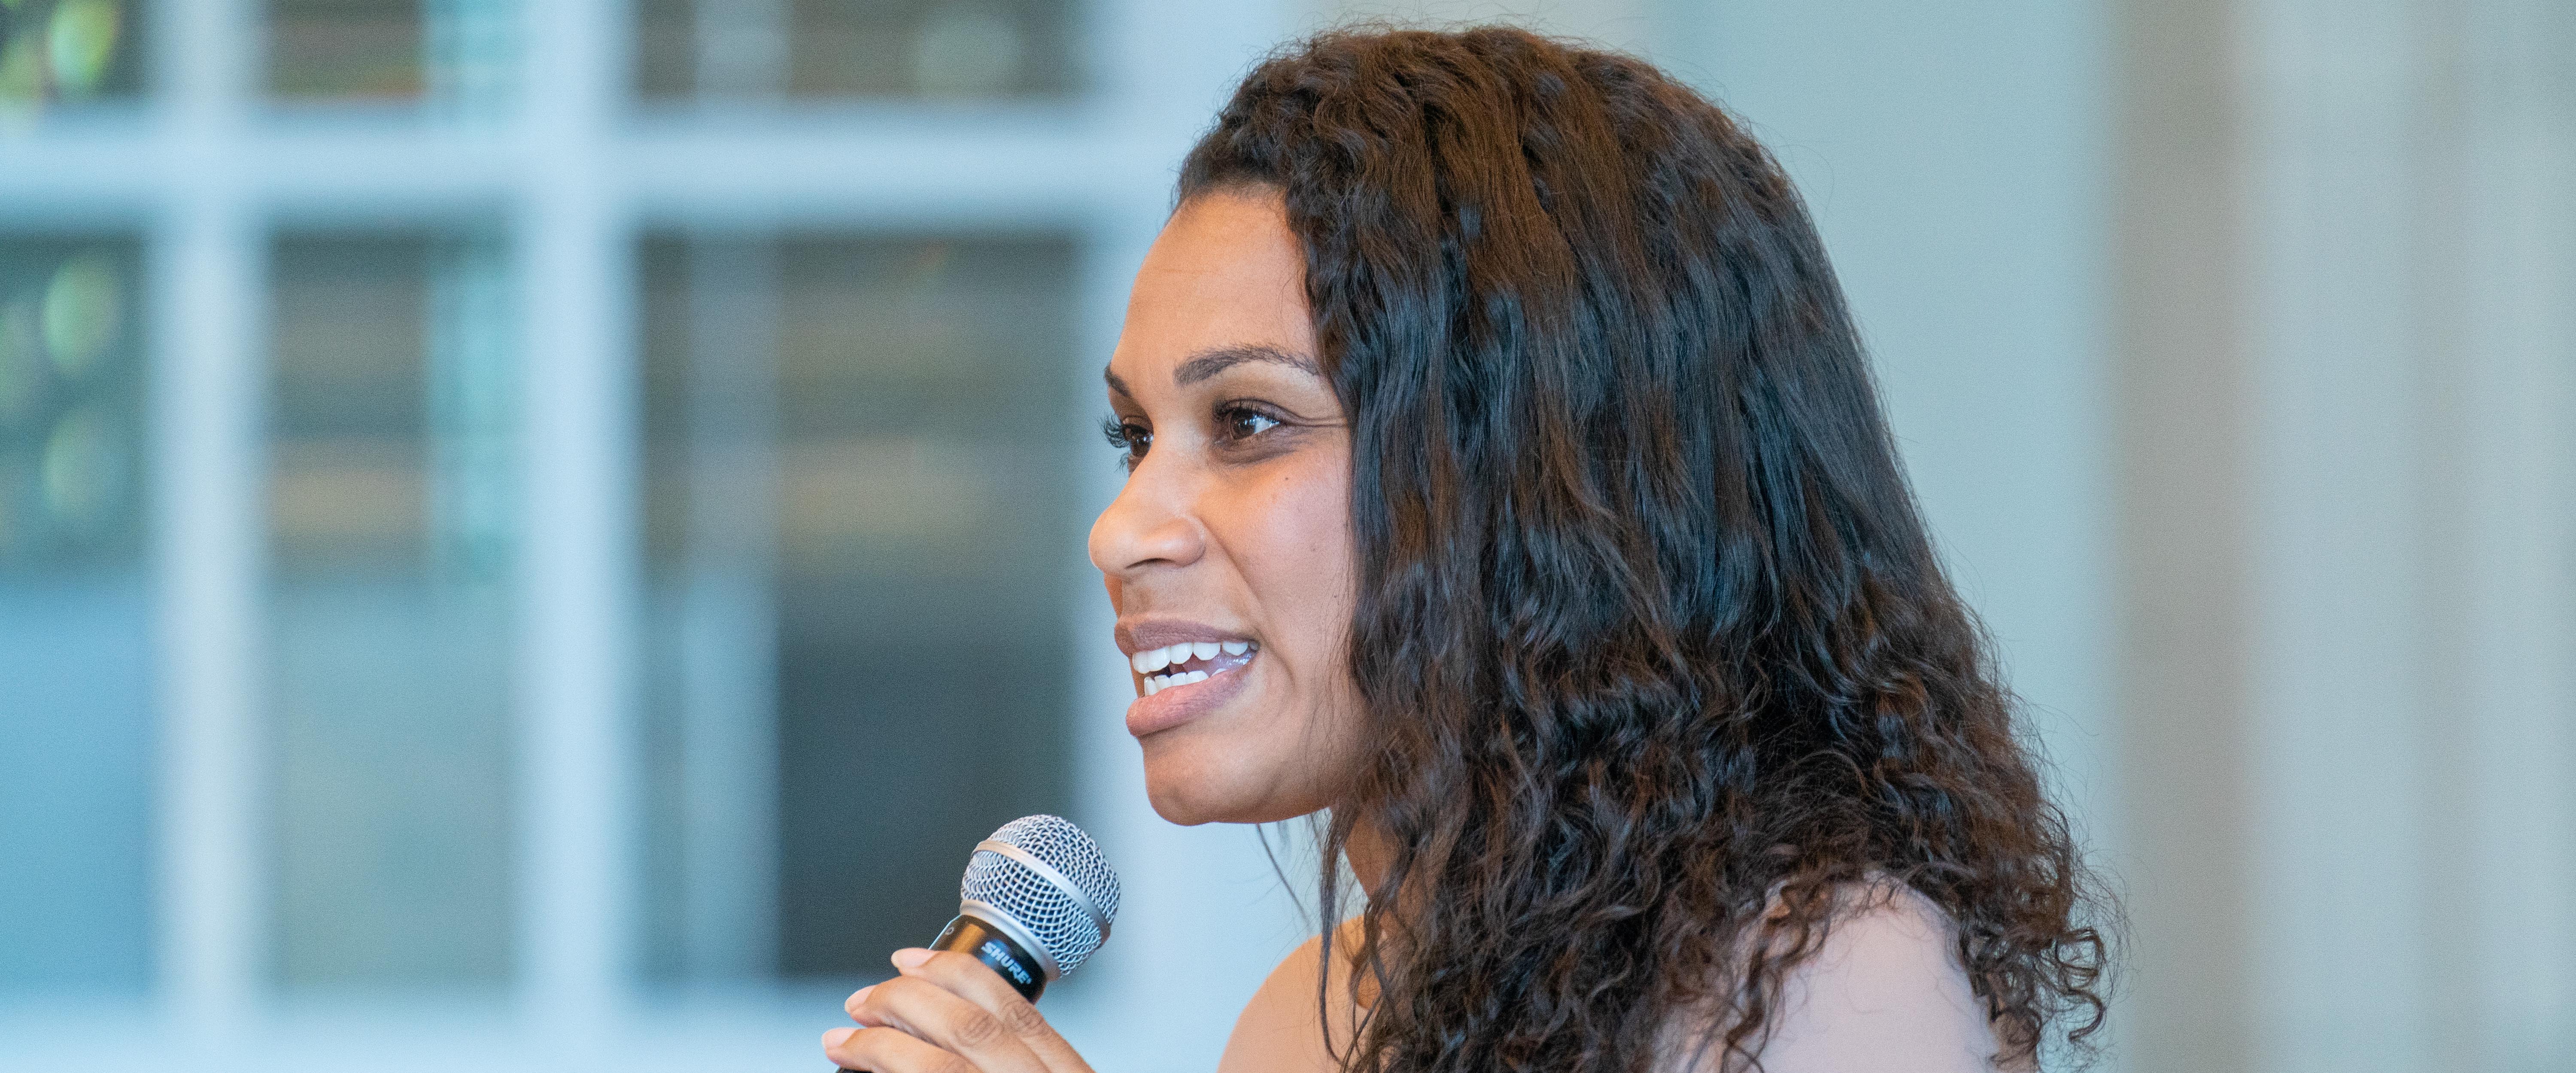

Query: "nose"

xmin=1089 ymin=455 xmax=1206 ymax=581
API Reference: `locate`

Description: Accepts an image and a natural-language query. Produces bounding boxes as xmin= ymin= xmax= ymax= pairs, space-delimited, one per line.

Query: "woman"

xmin=824 ymin=26 xmax=2109 ymax=1073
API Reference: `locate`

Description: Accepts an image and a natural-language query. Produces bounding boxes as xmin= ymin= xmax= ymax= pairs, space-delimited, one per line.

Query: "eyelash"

xmin=1100 ymin=403 xmax=1288 ymax=472
xmin=1101 ymin=416 xmax=1148 ymax=471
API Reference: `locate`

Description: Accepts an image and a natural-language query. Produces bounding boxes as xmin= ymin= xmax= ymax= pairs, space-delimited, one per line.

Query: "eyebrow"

xmin=1103 ymin=344 xmax=1321 ymax=398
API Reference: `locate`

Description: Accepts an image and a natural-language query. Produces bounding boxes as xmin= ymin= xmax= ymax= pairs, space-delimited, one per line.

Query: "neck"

xmin=1343 ymin=815 xmax=1393 ymax=899
xmin=1331 ymin=815 xmax=1394 ymax=1012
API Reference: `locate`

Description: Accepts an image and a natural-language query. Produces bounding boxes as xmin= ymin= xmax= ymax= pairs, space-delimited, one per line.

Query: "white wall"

xmin=2121 ymin=1 xmax=2576 ymax=1071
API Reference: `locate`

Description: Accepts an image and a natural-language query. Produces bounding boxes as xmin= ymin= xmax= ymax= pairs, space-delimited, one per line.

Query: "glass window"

xmin=636 ymin=233 xmax=1081 ymax=983
xmin=633 ymin=0 xmax=1077 ymax=101
xmin=0 ymin=0 xmax=146 ymax=112
xmin=0 ymin=234 xmax=153 ymax=994
xmin=265 ymin=0 xmax=511 ymax=106
xmin=264 ymin=230 xmax=518 ymax=987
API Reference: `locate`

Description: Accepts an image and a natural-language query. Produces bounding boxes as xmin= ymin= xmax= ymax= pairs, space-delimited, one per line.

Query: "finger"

xmin=824 ymin=1025 xmax=971 ymax=1073
xmin=893 ymin=949 xmax=1091 ymax=1073
xmin=848 ymin=974 xmax=1049 ymax=1073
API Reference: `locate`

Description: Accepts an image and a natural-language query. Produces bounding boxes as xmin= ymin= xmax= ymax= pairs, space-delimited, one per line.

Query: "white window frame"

xmin=0 ymin=2 xmax=1317 ymax=1069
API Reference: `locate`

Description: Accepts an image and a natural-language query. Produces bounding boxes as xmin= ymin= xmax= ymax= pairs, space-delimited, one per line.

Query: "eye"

xmin=1215 ymin=404 xmax=1282 ymax=443
xmin=1101 ymin=415 xmax=1151 ymax=471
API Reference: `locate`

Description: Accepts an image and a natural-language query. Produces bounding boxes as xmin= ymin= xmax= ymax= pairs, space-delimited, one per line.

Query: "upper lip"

xmin=1115 ymin=618 xmax=1256 ymax=656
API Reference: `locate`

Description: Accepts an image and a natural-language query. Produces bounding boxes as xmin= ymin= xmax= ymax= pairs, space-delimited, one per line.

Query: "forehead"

xmin=1112 ymin=191 xmax=1316 ymax=384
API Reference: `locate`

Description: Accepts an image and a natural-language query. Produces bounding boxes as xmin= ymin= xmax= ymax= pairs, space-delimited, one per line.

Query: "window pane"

xmin=267 ymin=0 xmax=422 ymax=99
xmin=266 ymin=230 xmax=516 ymax=987
xmin=0 ymin=235 xmax=152 ymax=994
xmin=266 ymin=0 xmax=512 ymax=106
xmin=637 ymin=233 xmax=1080 ymax=982
xmin=0 ymin=0 xmax=146 ymax=112
xmin=632 ymin=0 xmax=1076 ymax=101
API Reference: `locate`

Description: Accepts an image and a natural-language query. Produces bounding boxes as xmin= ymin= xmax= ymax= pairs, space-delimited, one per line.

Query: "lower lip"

xmin=1124 ymin=656 xmax=1256 ymax=738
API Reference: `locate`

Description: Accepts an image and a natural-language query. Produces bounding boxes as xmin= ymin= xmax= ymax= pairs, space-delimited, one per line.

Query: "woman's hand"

xmin=824 ymin=948 xmax=1095 ymax=1073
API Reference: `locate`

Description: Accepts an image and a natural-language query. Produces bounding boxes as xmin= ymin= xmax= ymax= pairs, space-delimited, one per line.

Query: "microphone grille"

xmin=959 ymin=815 xmax=1121 ymax=975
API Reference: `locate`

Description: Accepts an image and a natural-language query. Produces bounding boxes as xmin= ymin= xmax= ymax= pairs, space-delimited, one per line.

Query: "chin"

xmin=1138 ymin=736 xmax=1326 ymax=827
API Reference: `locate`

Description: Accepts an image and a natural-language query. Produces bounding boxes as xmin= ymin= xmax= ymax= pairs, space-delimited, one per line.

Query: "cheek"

xmin=1234 ymin=455 xmax=1354 ymax=633
xmin=1227 ymin=452 xmax=1358 ymax=780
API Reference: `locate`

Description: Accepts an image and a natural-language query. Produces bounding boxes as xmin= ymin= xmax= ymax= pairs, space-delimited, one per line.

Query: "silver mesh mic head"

xmin=957 ymin=815 xmax=1121 ymax=977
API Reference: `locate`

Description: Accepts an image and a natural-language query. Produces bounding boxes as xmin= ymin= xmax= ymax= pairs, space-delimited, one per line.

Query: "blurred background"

xmin=0 ymin=0 xmax=2568 ymax=1070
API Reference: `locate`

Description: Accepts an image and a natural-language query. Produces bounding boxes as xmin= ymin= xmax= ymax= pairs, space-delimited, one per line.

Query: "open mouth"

xmin=1130 ymin=639 xmax=1259 ymax=696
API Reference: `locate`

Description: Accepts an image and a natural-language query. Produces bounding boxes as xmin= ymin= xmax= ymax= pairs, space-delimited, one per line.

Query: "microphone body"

xmin=928 ymin=912 xmax=1051 ymax=1000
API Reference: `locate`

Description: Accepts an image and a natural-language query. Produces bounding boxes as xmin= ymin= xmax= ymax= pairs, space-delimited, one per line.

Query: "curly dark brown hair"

xmin=1177 ymin=25 xmax=2113 ymax=1073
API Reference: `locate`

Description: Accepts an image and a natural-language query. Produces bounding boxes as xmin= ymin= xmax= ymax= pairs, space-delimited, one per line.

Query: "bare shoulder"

xmin=1218 ymin=925 xmax=1361 ymax=1073
xmin=1224 ymin=892 xmax=2011 ymax=1073
xmin=1732 ymin=883 xmax=2011 ymax=1073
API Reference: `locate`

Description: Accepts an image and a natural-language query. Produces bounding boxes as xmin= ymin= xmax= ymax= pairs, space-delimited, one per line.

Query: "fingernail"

xmin=892 ymin=947 xmax=932 ymax=969
xmin=823 ymin=1027 xmax=855 ymax=1048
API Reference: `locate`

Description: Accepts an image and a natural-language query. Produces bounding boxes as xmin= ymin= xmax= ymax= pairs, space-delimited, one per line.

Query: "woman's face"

xmin=1089 ymin=189 xmax=1362 ymax=826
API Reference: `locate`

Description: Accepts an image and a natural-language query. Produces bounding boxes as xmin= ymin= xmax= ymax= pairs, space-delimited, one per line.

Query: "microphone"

xmin=839 ymin=816 xmax=1120 ymax=1072
xmin=923 ymin=814 xmax=1122 ymax=1002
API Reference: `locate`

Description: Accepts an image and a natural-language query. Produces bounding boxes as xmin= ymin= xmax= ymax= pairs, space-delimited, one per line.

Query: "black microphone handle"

xmin=927 ymin=911 xmax=1051 ymax=1002
xmin=838 ymin=911 xmax=1050 ymax=1072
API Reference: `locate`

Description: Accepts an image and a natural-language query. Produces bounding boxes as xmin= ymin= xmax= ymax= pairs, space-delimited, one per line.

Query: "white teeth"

xmin=1136 ymin=639 xmax=1256 ymax=684
xmin=1139 ymin=668 xmax=1216 ymax=698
